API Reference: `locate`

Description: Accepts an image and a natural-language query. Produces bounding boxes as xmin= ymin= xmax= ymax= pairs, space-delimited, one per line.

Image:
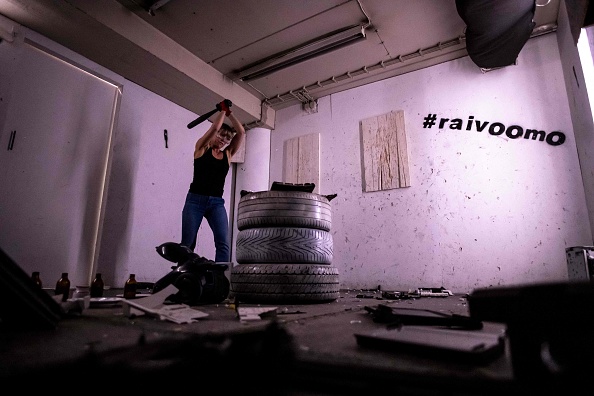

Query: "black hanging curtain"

xmin=456 ymin=0 xmax=536 ymax=69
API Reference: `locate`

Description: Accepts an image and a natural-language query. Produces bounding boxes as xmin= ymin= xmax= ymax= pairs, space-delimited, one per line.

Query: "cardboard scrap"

xmin=237 ymin=306 xmax=278 ymax=321
xmin=122 ymin=284 xmax=208 ymax=324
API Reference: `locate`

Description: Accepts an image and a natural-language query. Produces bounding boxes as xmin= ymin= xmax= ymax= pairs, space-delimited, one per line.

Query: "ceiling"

xmin=0 ymin=0 xmax=561 ymax=129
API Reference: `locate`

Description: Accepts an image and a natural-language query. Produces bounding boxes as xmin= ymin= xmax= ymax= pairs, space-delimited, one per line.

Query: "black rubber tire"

xmin=237 ymin=191 xmax=332 ymax=231
xmin=230 ymin=264 xmax=340 ymax=304
xmin=236 ymin=227 xmax=333 ymax=264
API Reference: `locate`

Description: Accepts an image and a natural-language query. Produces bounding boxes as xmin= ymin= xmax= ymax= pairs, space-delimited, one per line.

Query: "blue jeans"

xmin=181 ymin=193 xmax=230 ymax=262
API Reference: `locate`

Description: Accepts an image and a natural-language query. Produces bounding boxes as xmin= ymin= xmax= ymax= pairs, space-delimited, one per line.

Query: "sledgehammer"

xmin=187 ymin=99 xmax=232 ymax=129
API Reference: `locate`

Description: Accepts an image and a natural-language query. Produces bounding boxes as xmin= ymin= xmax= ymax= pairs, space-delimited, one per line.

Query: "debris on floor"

xmin=122 ymin=284 xmax=208 ymax=324
xmin=236 ymin=306 xmax=278 ymax=321
xmin=363 ymin=304 xmax=483 ymax=330
xmin=353 ymin=286 xmax=454 ymax=300
xmin=416 ymin=287 xmax=454 ymax=297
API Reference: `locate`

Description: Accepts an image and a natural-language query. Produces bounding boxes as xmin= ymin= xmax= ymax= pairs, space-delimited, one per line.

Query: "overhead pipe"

xmin=263 ymin=23 xmax=557 ymax=109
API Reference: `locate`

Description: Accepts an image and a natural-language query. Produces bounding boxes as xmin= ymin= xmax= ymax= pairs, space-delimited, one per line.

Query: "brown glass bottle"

xmin=31 ymin=271 xmax=43 ymax=289
xmin=55 ymin=272 xmax=71 ymax=302
xmin=123 ymin=274 xmax=137 ymax=299
xmin=90 ymin=273 xmax=104 ymax=297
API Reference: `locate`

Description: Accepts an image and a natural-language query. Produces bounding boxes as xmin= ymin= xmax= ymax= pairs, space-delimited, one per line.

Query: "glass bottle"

xmin=90 ymin=273 xmax=104 ymax=297
xmin=31 ymin=271 xmax=43 ymax=289
xmin=55 ymin=272 xmax=71 ymax=302
xmin=123 ymin=274 xmax=137 ymax=299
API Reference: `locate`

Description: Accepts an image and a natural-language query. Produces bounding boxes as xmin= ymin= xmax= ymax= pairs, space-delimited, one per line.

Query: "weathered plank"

xmin=283 ymin=133 xmax=320 ymax=193
xmin=361 ymin=110 xmax=409 ymax=192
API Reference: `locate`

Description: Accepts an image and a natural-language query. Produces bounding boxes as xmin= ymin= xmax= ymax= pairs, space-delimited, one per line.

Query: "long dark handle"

xmin=187 ymin=108 xmax=218 ymax=129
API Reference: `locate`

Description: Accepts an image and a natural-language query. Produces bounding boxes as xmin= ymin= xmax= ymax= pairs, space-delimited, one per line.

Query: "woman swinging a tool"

xmin=180 ymin=99 xmax=245 ymax=262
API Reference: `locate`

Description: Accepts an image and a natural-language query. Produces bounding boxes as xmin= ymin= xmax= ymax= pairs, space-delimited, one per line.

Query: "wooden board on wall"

xmin=360 ymin=110 xmax=410 ymax=192
xmin=283 ymin=133 xmax=320 ymax=193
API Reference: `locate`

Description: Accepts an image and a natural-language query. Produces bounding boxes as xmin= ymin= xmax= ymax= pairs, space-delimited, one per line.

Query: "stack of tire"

xmin=230 ymin=189 xmax=340 ymax=304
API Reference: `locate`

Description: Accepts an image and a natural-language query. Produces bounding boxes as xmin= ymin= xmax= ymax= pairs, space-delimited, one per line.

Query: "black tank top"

xmin=189 ymin=148 xmax=229 ymax=197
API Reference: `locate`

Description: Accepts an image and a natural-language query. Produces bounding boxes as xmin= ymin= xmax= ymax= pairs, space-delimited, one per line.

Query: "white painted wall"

xmin=270 ymin=33 xmax=592 ymax=293
xmin=2 ymin=13 xmax=594 ymax=294
xmin=0 ymin=17 xmax=240 ymax=288
xmin=557 ymin=1 xmax=594 ymax=238
xmin=0 ymin=37 xmax=118 ymax=288
xmin=97 ymin=87 xmax=271 ymax=288
xmin=95 ymin=81 xmax=225 ymax=285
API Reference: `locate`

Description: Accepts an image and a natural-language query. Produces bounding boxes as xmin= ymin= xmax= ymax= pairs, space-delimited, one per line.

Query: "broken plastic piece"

xmin=417 ymin=287 xmax=453 ymax=297
xmin=364 ymin=304 xmax=483 ymax=330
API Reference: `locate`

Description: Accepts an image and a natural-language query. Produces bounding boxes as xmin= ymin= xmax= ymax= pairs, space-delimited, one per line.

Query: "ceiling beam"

xmin=0 ymin=0 xmax=273 ymax=129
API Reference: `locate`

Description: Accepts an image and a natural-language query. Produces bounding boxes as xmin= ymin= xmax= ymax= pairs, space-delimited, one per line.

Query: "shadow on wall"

xmin=96 ymin=112 xmax=140 ymax=286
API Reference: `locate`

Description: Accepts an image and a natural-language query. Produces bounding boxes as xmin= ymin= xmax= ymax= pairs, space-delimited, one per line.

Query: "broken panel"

xmin=360 ymin=110 xmax=410 ymax=192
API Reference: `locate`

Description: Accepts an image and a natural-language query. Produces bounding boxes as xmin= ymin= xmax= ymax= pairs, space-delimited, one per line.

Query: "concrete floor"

xmin=0 ymin=287 xmax=585 ymax=394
